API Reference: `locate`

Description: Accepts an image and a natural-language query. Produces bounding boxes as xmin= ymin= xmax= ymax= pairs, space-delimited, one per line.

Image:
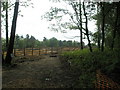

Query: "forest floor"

xmin=2 ymin=55 xmax=76 ymax=88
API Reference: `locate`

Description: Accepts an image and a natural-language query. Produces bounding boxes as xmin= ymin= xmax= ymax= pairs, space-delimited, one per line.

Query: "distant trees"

xmin=49 ymin=37 xmax=58 ymax=47
xmin=43 ymin=0 xmax=96 ymax=52
xmin=14 ymin=34 xmax=24 ymax=49
xmin=2 ymin=34 xmax=81 ymax=50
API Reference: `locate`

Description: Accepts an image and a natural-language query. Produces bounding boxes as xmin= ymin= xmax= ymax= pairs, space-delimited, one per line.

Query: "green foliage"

xmin=92 ymin=2 xmax=120 ymax=50
xmin=61 ymin=48 xmax=120 ymax=88
xmin=2 ymin=38 xmax=6 ymax=51
xmin=2 ymin=34 xmax=81 ymax=50
xmin=49 ymin=37 xmax=58 ymax=47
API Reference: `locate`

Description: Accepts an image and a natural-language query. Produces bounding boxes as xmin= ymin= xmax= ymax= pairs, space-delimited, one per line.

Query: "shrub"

xmin=60 ymin=48 xmax=120 ymax=87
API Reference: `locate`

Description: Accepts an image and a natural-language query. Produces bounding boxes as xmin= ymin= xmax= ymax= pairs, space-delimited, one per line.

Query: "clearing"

xmin=2 ymin=55 xmax=75 ymax=88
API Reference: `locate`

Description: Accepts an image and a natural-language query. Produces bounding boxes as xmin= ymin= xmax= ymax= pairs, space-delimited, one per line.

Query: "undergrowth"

xmin=60 ymin=48 xmax=120 ymax=88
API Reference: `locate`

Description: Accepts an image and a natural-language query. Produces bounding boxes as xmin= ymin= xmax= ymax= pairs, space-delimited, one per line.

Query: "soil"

xmin=2 ymin=55 xmax=76 ymax=88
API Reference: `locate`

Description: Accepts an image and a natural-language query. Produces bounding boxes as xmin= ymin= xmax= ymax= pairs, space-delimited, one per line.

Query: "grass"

xmin=60 ymin=48 xmax=120 ymax=88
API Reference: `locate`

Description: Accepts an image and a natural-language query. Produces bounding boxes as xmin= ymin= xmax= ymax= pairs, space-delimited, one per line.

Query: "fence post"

xmin=46 ymin=48 xmax=47 ymax=55
xmin=24 ymin=48 xmax=25 ymax=56
xmin=32 ymin=47 xmax=33 ymax=56
xmin=39 ymin=48 xmax=41 ymax=55
xmin=14 ymin=49 xmax=16 ymax=56
xmin=51 ymin=47 xmax=53 ymax=54
xmin=57 ymin=47 xmax=58 ymax=54
xmin=60 ymin=47 xmax=62 ymax=53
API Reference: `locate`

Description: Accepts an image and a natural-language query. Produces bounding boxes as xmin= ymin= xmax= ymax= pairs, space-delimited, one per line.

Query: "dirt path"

xmin=2 ymin=55 xmax=74 ymax=88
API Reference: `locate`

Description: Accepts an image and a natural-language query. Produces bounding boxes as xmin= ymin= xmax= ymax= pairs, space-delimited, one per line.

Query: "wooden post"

xmin=24 ymin=48 xmax=25 ymax=56
xmin=59 ymin=47 xmax=61 ymax=54
xmin=57 ymin=47 xmax=59 ymax=54
xmin=46 ymin=48 xmax=47 ymax=55
xmin=51 ymin=47 xmax=53 ymax=55
xmin=57 ymin=47 xmax=58 ymax=54
xmin=39 ymin=48 xmax=41 ymax=55
xmin=60 ymin=47 xmax=62 ymax=53
xmin=32 ymin=48 xmax=33 ymax=56
xmin=14 ymin=49 xmax=16 ymax=56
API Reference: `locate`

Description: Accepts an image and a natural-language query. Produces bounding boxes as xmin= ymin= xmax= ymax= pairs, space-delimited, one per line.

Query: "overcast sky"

xmin=2 ymin=0 xmax=96 ymax=44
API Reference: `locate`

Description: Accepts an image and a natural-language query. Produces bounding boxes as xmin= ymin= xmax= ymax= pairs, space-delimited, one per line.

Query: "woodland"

xmin=0 ymin=0 xmax=120 ymax=88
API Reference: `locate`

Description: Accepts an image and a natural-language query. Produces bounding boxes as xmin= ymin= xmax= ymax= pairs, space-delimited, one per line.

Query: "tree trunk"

xmin=97 ymin=3 xmax=101 ymax=50
xmin=79 ymin=0 xmax=83 ymax=50
xmin=6 ymin=1 xmax=9 ymax=48
xmin=80 ymin=30 xmax=83 ymax=49
xmin=0 ymin=1 xmax=2 ymax=64
xmin=101 ymin=2 xmax=105 ymax=52
xmin=5 ymin=0 xmax=19 ymax=64
xmin=0 ymin=2 xmax=2 ymax=88
xmin=117 ymin=2 xmax=120 ymax=36
xmin=83 ymin=2 xmax=92 ymax=52
xmin=111 ymin=3 xmax=119 ymax=50
xmin=98 ymin=24 xmax=101 ymax=50
xmin=71 ymin=1 xmax=83 ymax=50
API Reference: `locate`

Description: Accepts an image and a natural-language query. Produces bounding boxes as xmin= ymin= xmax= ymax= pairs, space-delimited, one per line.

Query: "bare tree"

xmin=71 ymin=0 xmax=83 ymax=49
xmin=83 ymin=2 xmax=92 ymax=52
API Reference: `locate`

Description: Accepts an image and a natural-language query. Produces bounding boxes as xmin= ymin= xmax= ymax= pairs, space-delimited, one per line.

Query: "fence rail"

xmin=3 ymin=47 xmax=80 ymax=57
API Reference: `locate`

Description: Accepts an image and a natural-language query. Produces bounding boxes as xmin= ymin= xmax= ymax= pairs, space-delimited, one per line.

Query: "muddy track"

xmin=2 ymin=55 xmax=75 ymax=88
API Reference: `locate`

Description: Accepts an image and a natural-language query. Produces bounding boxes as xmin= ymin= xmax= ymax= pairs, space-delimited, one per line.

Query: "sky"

xmin=2 ymin=0 xmax=96 ymax=44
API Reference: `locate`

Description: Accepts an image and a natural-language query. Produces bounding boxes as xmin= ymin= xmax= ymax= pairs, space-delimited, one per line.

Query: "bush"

xmin=60 ymin=48 xmax=120 ymax=87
